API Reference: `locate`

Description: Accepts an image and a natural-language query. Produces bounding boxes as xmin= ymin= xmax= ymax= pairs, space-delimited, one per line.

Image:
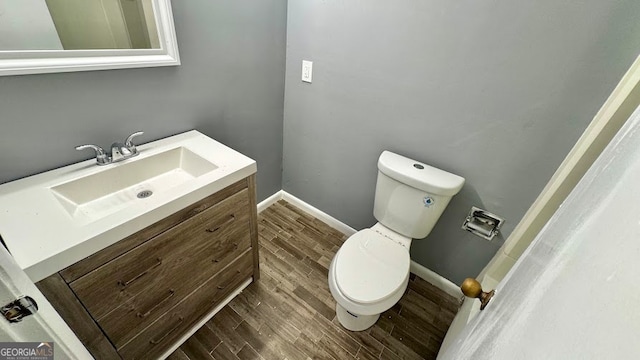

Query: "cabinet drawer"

xmin=98 ymin=206 xmax=252 ymax=346
xmin=60 ymin=179 xmax=248 ymax=283
xmin=118 ymin=250 xmax=254 ymax=360
xmin=70 ymin=188 xmax=251 ymax=323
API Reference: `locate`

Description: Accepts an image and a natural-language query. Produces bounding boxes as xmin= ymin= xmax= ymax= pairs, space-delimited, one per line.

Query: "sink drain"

xmin=137 ymin=190 xmax=153 ymax=199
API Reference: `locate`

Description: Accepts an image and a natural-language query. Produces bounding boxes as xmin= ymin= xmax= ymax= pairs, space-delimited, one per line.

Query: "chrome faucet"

xmin=76 ymin=131 xmax=144 ymax=166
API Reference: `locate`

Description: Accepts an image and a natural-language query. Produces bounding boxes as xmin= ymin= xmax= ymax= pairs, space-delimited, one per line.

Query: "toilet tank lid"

xmin=378 ymin=151 xmax=465 ymax=196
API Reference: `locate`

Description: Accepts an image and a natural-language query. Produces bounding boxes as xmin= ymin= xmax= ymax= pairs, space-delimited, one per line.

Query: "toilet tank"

xmin=373 ymin=151 xmax=465 ymax=239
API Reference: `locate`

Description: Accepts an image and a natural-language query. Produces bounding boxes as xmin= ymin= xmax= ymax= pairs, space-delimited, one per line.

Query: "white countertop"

xmin=0 ymin=130 xmax=256 ymax=282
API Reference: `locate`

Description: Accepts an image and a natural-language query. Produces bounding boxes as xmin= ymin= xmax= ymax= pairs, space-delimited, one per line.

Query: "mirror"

xmin=0 ymin=0 xmax=179 ymax=76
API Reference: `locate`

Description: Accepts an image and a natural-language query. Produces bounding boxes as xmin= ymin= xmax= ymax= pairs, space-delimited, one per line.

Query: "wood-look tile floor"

xmin=169 ymin=200 xmax=462 ymax=360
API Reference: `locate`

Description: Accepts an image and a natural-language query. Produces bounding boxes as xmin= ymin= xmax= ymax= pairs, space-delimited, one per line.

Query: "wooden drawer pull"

xmin=149 ymin=316 xmax=183 ymax=345
xmin=136 ymin=289 xmax=175 ymax=318
xmin=118 ymin=257 xmax=162 ymax=288
xmin=205 ymin=214 xmax=236 ymax=233
xmin=188 ymin=204 xmax=208 ymax=217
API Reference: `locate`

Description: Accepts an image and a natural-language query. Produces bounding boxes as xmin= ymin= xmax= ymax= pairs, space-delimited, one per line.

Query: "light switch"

xmin=302 ymin=60 xmax=313 ymax=83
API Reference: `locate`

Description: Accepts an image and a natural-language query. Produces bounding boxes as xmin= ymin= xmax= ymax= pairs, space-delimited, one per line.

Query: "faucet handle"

xmin=75 ymin=144 xmax=110 ymax=165
xmin=125 ymin=131 xmax=144 ymax=147
xmin=125 ymin=131 xmax=144 ymax=155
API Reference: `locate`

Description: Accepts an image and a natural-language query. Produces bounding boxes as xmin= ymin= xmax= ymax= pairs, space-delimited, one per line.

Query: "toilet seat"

xmin=335 ymin=229 xmax=410 ymax=304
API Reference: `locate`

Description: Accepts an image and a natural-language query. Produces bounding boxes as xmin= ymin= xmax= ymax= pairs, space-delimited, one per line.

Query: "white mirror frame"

xmin=0 ymin=0 xmax=180 ymax=77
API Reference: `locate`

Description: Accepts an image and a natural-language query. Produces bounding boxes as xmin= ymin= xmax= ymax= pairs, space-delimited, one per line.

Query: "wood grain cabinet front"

xmin=36 ymin=176 xmax=260 ymax=360
xmin=119 ymin=251 xmax=254 ymax=360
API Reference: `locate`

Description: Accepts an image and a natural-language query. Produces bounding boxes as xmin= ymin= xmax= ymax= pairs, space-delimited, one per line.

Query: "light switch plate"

xmin=302 ymin=60 xmax=313 ymax=83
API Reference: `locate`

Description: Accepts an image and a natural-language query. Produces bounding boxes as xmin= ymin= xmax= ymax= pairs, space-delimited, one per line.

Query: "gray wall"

xmin=283 ymin=0 xmax=640 ymax=284
xmin=0 ymin=0 xmax=287 ymax=201
xmin=3 ymin=0 xmax=640 ymax=286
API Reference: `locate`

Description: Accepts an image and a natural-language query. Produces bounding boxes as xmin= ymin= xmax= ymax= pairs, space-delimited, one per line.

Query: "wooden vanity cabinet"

xmin=36 ymin=175 xmax=259 ymax=360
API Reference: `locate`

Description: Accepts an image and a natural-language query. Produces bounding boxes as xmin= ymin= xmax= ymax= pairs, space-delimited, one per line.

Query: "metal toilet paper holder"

xmin=462 ymin=206 xmax=504 ymax=240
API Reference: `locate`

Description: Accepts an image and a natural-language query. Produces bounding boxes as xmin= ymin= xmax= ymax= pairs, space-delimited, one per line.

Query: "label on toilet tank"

xmin=423 ymin=196 xmax=434 ymax=207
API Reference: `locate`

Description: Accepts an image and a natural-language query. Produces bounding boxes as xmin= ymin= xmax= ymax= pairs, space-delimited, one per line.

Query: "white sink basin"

xmin=51 ymin=147 xmax=218 ymax=223
xmin=0 ymin=130 xmax=256 ymax=281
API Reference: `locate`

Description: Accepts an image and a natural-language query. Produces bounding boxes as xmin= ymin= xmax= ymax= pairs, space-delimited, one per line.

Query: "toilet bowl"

xmin=328 ymin=224 xmax=411 ymax=331
xmin=328 ymin=150 xmax=465 ymax=331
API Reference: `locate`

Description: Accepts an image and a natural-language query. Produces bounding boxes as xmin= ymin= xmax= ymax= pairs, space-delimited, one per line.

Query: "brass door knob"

xmin=461 ymin=278 xmax=495 ymax=310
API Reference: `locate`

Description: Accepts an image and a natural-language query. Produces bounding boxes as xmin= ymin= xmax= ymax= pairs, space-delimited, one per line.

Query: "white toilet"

xmin=328 ymin=150 xmax=465 ymax=331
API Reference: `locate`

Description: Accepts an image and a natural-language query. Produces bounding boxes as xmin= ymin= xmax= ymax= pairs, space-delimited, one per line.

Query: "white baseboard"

xmin=280 ymin=192 xmax=357 ymax=236
xmin=257 ymin=190 xmax=284 ymax=213
xmin=258 ymin=190 xmax=459 ymax=297
xmin=410 ymin=261 xmax=461 ymax=299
